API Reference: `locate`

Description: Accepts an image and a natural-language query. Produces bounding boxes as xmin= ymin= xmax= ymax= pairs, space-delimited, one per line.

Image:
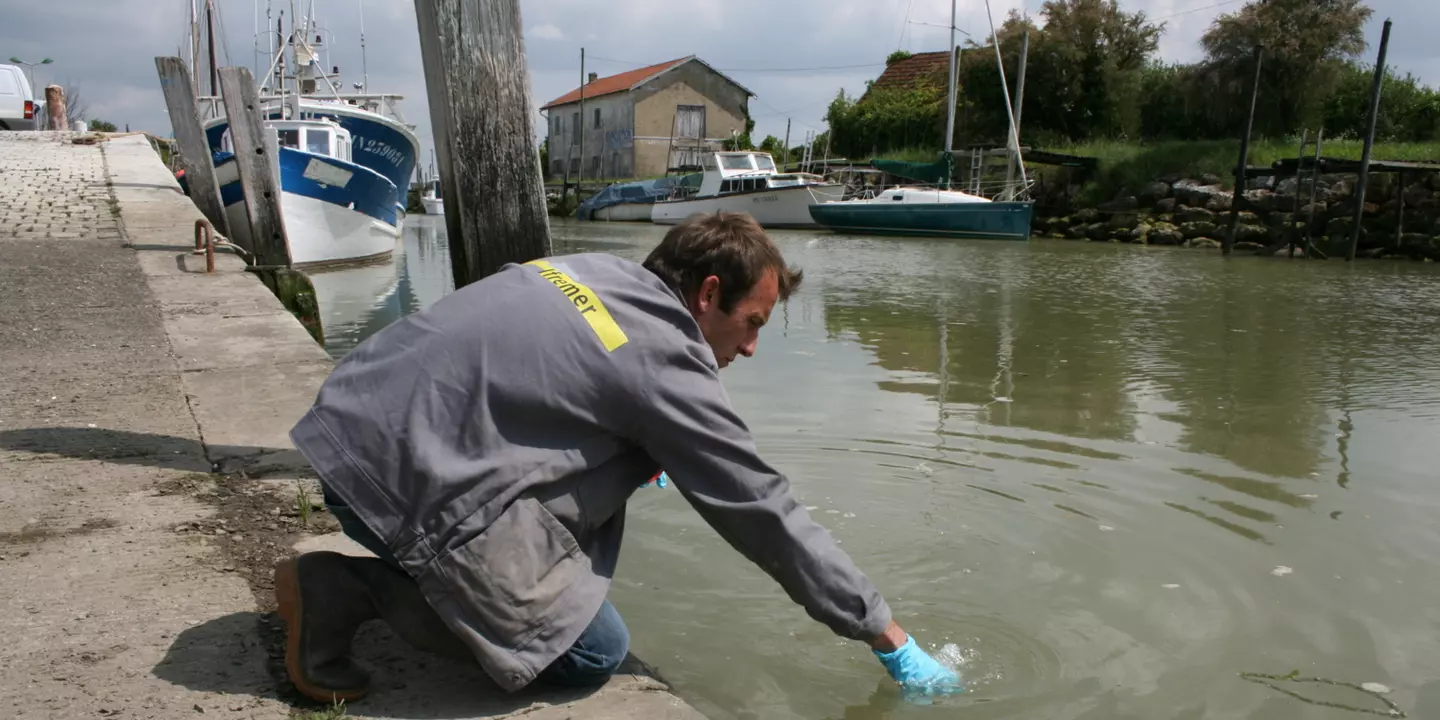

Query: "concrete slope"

xmin=0 ymin=131 xmax=704 ymax=720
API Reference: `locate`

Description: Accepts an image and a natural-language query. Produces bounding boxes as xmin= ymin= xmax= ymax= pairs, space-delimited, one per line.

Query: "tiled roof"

xmin=540 ymin=56 xmax=691 ymax=109
xmin=868 ymin=51 xmax=950 ymax=93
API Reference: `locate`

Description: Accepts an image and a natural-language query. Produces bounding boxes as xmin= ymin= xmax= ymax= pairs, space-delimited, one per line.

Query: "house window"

xmin=675 ymin=104 xmax=705 ymax=138
xmin=589 ymin=156 xmax=600 ymax=177
xmin=593 ymin=108 xmax=601 ymax=129
xmin=611 ymin=152 xmax=619 ymax=177
xmin=569 ymin=158 xmax=579 ymax=174
xmin=552 ymin=160 xmax=562 ymax=176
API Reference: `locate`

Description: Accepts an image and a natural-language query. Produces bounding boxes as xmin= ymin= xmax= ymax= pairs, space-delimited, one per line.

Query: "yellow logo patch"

xmin=525 ymin=260 xmax=629 ymax=352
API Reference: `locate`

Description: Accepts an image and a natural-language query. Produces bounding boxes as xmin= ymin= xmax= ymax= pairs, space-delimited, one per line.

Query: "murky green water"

xmin=309 ymin=215 xmax=1440 ymax=719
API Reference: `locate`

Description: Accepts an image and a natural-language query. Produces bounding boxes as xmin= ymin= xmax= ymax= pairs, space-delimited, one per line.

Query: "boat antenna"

xmin=358 ymin=0 xmax=368 ymax=92
xmin=983 ymin=0 xmax=1028 ymax=199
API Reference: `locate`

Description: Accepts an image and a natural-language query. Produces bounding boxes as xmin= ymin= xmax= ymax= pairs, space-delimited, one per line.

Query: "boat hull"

xmin=421 ymin=196 xmax=443 ymax=215
xmin=215 ymin=149 xmax=399 ymax=267
xmin=808 ymin=200 xmax=1034 ymax=240
xmin=593 ymin=202 xmax=654 ymax=222
xmin=652 ymin=184 xmax=843 ymax=228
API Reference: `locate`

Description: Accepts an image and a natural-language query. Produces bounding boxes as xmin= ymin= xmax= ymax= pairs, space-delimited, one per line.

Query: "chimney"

xmin=587 ymin=72 xmax=598 ymax=83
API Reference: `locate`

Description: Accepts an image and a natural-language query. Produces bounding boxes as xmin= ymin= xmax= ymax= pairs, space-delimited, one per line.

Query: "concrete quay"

xmin=0 ymin=131 xmax=704 ymax=719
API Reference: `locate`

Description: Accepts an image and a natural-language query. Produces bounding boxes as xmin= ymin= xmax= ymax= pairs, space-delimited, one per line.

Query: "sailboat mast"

xmin=190 ymin=0 xmax=201 ymax=96
xmin=983 ymin=0 xmax=1028 ymax=198
xmin=944 ymin=0 xmax=957 ymax=155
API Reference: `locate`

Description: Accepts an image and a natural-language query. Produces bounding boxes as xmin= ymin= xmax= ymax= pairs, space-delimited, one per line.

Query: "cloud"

xmin=528 ymin=23 xmax=565 ymax=41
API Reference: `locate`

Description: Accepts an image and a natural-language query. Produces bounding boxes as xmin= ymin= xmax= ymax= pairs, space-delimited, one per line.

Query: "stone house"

xmin=540 ymin=56 xmax=752 ymax=180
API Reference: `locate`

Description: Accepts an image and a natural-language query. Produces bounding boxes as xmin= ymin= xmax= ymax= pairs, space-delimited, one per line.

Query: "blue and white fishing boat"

xmin=198 ymin=5 xmax=419 ymax=267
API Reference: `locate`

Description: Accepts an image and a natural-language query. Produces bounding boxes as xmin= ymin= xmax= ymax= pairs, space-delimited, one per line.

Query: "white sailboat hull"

xmin=651 ymin=184 xmax=843 ymax=228
xmin=421 ymin=196 xmax=443 ymax=215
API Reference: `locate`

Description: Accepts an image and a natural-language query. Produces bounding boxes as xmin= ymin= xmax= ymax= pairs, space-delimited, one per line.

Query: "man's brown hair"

xmin=642 ymin=211 xmax=803 ymax=313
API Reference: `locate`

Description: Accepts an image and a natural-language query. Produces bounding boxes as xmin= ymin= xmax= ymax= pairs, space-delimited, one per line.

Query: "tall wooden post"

xmin=44 ymin=85 xmax=67 ymax=131
xmin=155 ymin=57 xmax=231 ymax=238
xmin=413 ymin=0 xmax=551 ymax=289
xmin=1224 ymin=45 xmax=1262 ymax=257
xmin=216 ymin=66 xmax=290 ymax=267
xmin=1349 ymin=18 xmax=1391 ymax=262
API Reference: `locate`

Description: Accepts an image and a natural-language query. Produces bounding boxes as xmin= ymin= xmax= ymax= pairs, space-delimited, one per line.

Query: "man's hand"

xmin=870 ymin=621 xmax=962 ymax=693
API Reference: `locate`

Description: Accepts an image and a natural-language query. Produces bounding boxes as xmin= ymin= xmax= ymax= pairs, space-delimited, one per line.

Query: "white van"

xmin=0 ymin=64 xmax=38 ymax=131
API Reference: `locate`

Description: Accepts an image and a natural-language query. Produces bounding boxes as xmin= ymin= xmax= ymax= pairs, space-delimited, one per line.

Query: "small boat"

xmin=577 ymin=174 xmax=698 ymax=222
xmin=212 ymin=116 xmax=400 ymax=267
xmin=808 ymin=186 xmax=1033 ymax=240
xmin=810 ymin=0 xmax=1034 ymax=240
xmin=420 ymin=178 xmax=443 ymax=215
xmin=651 ymin=151 xmax=843 ymax=228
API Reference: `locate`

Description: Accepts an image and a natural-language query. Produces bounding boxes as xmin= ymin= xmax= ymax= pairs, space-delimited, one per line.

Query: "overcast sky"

xmin=3 ymin=0 xmax=1433 ymax=164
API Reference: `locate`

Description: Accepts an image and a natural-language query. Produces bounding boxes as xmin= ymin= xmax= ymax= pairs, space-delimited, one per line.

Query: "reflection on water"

xmin=311 ymin=217 xmax=1440 ymax=719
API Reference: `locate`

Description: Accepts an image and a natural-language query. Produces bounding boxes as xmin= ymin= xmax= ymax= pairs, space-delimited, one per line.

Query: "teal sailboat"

xmin=808 ymin=0 xmax=1034 ymax=240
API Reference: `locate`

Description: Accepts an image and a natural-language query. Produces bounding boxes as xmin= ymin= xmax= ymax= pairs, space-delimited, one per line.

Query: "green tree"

xmin=1321 ymin=63 xmax=1440 ymax=141
xmin=1196 ymin=0 xmax=1372 ymax=137
xmin=88 ymin=119 xmax=118 ymax=133
xmin=959 ymin=1 xmax=1161 ymax=144
xmin=886 ymin=50 xmax=914 ymax=66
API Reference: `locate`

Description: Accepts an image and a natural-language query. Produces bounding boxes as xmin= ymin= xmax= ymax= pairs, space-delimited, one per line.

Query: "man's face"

xmin=689 ymin=270 xmax=779 ymax=369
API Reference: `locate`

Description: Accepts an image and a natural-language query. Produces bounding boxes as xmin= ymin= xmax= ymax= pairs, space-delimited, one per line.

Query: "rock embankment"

xmin=1034 ymin=169 xmax=1440 ymax=259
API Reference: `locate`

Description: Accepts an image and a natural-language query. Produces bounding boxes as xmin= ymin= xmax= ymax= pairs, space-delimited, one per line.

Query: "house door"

xmin=669 ymin=104 xmax=707 ymax=170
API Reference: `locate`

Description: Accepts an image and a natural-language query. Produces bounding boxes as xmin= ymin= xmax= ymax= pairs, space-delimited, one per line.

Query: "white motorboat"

xmin=421 ymin=178 xmax=443 ymax=215
xmin=650 ymin=151 xmax=843 ymax=228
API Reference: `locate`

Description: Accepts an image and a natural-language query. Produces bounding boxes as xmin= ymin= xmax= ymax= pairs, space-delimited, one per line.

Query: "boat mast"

xmin=206 ymin=0 xmax=219 ymax=97
xmin=358 ymin=0 xmax=369 ymax=92
xmin=190 ymin=0 xmax=201 ymax=97
xmin=943 ymin=0 xmax=958 ymax=189
xmin=983 ymin=0 xmax=1028 ymax=199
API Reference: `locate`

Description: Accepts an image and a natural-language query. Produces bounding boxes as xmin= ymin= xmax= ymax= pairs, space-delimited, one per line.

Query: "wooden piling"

xmin=413 ymin=0 xmax=552 ymax=288
xmin=216 ymin=66 xmax=290 ymax=268
xmin=1224 ymin=45 xmax=1262 ymax=257
xmin=44 ymin=85 xmax=67 ymax=131
xmin=1349 ymin=18 xmax=1392 ymax=262
xmin=155 ymin=56 xmax=231 ymax=239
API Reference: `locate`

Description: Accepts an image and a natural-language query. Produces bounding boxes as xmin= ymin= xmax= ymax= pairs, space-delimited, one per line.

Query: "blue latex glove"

xmin=642 ymin=471 xmax=669 ymax=489
xmin=873 ymin=636 xmax=963 ymax=695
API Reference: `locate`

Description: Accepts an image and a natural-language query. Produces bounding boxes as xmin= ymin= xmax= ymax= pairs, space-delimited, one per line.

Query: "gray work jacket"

xmin=289 ymin=252 xmax=891 ymax=691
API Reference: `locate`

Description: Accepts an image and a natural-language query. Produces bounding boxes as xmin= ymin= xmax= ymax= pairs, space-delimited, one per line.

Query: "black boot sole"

xmin=274 ymin=557 xmax=371 ymax=704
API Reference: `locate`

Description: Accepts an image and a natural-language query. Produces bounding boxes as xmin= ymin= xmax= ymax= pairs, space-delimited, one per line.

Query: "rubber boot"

xmin=273 ymin=551 xmax=379 ymax=703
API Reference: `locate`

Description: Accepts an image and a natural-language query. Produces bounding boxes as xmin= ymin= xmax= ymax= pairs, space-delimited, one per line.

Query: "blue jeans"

xmin=322 ymin=484 xmax=629 ymax=687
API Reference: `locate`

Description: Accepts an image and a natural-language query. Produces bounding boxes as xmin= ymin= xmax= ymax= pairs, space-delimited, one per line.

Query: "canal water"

xmin=308 ymin=215 xmax=1440 ymax=719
